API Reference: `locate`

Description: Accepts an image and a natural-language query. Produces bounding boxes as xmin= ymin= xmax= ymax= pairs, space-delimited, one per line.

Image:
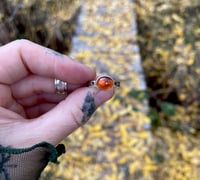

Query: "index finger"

xmin=0 ymin=39 xmax=96 ymax=84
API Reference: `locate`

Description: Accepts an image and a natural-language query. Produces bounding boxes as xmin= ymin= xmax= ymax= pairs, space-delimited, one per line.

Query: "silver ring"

xmin=54 ymin=79 xmax=67 ymax=94
xmin=89 ymin=75 xmax=120 ymax=90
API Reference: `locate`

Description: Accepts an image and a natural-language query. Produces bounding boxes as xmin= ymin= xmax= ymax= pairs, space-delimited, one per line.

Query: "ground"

xmin=0 ymin=0 xmax=200 ymax=179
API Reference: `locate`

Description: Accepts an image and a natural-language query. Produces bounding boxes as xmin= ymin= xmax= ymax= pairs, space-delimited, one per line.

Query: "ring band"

xmin=89 ymin=75 xmax=120 ymax=90
xmin=54 ymin=79 xmax=67 ymax=94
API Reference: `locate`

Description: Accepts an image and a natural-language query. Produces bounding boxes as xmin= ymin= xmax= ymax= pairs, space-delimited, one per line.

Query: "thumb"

xmin=33 ymin=87 xmax=114 ymax=145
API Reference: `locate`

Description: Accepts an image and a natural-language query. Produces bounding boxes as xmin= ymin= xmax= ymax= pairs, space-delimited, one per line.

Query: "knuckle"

xmin=69 ymin=106 xmax=83 ymax=127
xmin=13 ymin=39 xmax=30 ymax=46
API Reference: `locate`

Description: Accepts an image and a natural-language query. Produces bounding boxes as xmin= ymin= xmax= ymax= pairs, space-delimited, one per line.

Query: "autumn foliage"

xmin=0 ymin=0 xmax=200 ymax=179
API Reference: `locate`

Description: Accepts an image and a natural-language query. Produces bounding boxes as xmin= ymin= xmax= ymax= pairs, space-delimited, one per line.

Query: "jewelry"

xmin=54 ymin=79 xmax=68 ymax=94
xmin=89 ymin=75 xmax=120 ymax=90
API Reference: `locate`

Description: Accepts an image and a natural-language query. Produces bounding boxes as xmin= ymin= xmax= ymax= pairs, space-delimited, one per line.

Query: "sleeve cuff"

xmin=0 ymin=142 xmax=65 ymax=180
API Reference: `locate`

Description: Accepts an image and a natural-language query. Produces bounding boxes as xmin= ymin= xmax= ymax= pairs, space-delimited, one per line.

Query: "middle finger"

xmin=11 ymin=75 xmax=85 ymax=99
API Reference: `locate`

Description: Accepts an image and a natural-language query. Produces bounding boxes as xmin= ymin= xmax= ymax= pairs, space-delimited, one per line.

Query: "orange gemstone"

xmin=96 ymin=76 xmax=114 ymax=90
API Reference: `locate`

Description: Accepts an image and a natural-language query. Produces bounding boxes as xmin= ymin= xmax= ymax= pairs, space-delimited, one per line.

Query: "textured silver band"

xmin=54 ymin=79 xmax=67 ymax=94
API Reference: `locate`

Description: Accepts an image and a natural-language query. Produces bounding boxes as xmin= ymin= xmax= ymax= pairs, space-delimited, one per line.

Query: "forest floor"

xmin=0 ymin=0 xmax=199 ymax=179
xmin=41 ymin=0 xmax=200 ymax=179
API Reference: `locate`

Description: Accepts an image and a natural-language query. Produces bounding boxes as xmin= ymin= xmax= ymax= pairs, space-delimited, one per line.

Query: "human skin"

xmin=0 ymin=39 xmax=114 ymax=148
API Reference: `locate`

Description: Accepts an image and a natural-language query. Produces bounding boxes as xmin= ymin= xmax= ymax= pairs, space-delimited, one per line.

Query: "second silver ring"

xmin=54 ymin=79 xmax=68 ymax=94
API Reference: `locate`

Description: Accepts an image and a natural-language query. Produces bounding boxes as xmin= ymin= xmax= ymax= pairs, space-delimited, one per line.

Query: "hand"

xmin=0 ymin=40 xmax=114 ymax=148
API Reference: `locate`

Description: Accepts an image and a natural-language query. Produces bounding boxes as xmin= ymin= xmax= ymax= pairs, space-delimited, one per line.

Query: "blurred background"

xmin=1 ymin=0 xmax=200 ymax=179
